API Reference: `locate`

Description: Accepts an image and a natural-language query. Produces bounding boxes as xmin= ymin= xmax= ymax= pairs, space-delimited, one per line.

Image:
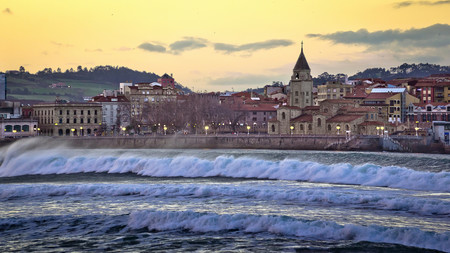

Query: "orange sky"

xmin=1 ymin=0 xmax=449 ymax=91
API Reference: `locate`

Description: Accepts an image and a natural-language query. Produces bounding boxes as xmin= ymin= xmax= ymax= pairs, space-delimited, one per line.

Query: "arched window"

xmin=22 ymin=125 xmax=29 ymax=132
xmin=282 ymin=112 xmax=286 ymax=120
xmin=308 ymin=124 xmax=312 ymax=130
xmin=271 ymin=125 xmax=275 ymax=132
xmin=5 ymin=125 xmax=12 ymax=132
xmin=300 ymin=124 xmax=304 ymax=131
xmin=328 ymin=124 xmax=331 ymax=131
xmin=65 ymin=129 xmax=70 ymax=136
xmin=58 ymin=129 xmax=63 ymax=136
xmin=346 ymin=125 xmax=349 ymax=131
xmin=317 ymin=118 xmax=321 ymax=127
xmin=13 ymin=125 xmax=21 ymax=132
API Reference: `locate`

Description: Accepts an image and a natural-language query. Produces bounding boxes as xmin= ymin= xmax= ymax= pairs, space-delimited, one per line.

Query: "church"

xmin=268 ymin=43 xmax=384 ymax=136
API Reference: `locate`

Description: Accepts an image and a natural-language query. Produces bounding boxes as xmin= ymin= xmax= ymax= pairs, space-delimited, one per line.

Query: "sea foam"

xmin=127 ymin=210 xmax=450 ymax=252
xmin=0 ymin=138 xmax=449 ymax=192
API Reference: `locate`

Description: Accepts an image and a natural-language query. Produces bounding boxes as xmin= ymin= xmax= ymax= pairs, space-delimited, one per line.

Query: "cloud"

xmin=169 ymin=37 xmax=208 ymax=54
xmin=214 ymin=39 xmax=294 ymax=54
xmin=2 ymin=8 xmax=12 ymax=14
xmin=137 ymin=42 xmax=166 ymax=53
xmin=138 ymin=38 xmax=294 ymax=55
xmin=307 ymin=23 xmax=450 ymax=50
xmin=394 ymin=0 xmax=450 ymax=8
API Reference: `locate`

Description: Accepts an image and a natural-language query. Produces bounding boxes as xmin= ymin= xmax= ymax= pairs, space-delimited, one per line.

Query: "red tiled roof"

xmin=291 ymin=114 xmax=313 ymax=122
xmin=326 ymin=114 xmax=363 ymax=123
xmin=321 ymin=99 xmax=356 ymax=104
xmin=365 ymin=93 xmax=397 ymax=100
xmin=268 ymin=118 xmax=278 ymax=122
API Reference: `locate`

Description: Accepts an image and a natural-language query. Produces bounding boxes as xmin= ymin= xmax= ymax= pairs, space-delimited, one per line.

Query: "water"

xmin=0 ymin=138 xmax=449 ymax=252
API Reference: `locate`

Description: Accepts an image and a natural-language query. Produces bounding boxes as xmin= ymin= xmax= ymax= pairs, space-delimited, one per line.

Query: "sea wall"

xmin=1 ymin=135 xmax=447 ymax=153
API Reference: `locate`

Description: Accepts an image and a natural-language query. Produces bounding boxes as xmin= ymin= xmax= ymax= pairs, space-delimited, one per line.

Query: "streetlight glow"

xmin=246 ymin=125 xmax=250 ymax=135
xmin=204 ymin=125 xmax=209 ymax=135
xmin=336 ymin=125 xmax=341 ymax=135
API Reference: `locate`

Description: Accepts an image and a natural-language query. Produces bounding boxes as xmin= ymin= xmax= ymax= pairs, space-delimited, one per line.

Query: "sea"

xmin=0 ymin=138 xmax=449 ymax=252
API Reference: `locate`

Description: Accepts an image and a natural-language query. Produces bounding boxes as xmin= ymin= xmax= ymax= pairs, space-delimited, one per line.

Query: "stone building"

xmin=33 ymin=101 xmax=102 ymax=136
xmin=124 ymin=82 xmax=177 ymax=121
xmin=289 ymin=43 xmax=313 ymax=108
xmin=317 ymin=81 xmax=353 ymax=102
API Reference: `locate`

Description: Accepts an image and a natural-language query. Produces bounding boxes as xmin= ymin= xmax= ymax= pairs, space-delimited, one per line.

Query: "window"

xmin=73 ymin=118 xmax=77 ymax=124
xmin=295 ymin=91 xmax=298 ymax=96
xmin=88 ymin=118 xmax=91 ymax=124
xmin=59 ymin=110 xmax=62 ymax=115
xmin=317 ymin=118 xmax=321 ymax=127
xmin=74 ymin=110 xmax=77 ymax=115
xmin=253 ymin=112 xmax=257 ymax=115
xmin=328 ymin=124 xmax=331 ymax=131
xmin=308 ymin=124 xmax=312 ymax=130
xmin=95 ymin=110 xmax=98 ymax=115
xmin=67 ymin=110 xmax=69 ymax=115
xmin=295 ymin=98 xmax=299 ymax=103
xmin=88 ymin=110 xmax=91 ymax=115
xmin=271 ymin=125 xmax=275 ymax=132
xmin=282 ymin=112 xmax=286 ymax=120
xmin=300 ymin=124 xmax=304 ymax=131
xmin=59 ymin=118 xmax=63 ymax=124
xmin=94 ymin=118 xmax=98 ymax=123
xmin=427 ymin=106 xmax=432 ymax=112
xmin=81 ymin=118 xmax=84 ymax=123
xmin=66 ymin=118 xmax=69 ymax=123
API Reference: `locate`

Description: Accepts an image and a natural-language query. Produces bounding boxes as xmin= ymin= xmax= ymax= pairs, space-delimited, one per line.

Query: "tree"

xmin=19 ymin=66 xmax=25 ymax=73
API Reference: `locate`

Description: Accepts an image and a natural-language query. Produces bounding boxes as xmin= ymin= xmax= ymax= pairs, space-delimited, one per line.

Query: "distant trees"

xmin=136 ymin=94 xmax=234 ymax=134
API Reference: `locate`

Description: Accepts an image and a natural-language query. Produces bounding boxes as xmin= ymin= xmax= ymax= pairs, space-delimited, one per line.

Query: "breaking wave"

xmin=1 ymin=183 xmax=448 ymax=215
xmin=0 ymin=138 xmax=449 ymax=192
xmin=127 ymin=210 xmax=450 ymax=252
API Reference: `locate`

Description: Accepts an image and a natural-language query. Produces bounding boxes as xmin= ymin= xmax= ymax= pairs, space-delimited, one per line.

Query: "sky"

xmin=1 ymin=0 xmax=449 ymax=91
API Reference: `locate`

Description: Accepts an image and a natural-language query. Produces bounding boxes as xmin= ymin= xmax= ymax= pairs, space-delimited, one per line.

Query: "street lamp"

xmin=205 ymin=125 xmax=209 ymax=135
xmin=380 ymin=126 xmax=385 ymax=137
xmin=336 ymin=125 xmax=341 ymax=135
xmin=376 ymin=126 xmax=380 ymax=136
xmin=163 ymin=125 xmax=167 ymax=135
xmin=80 ymin=127 xmax=83 ymax=136
xmin=71 ymin=128 xmax=75 ymax=137
xmin=290 ymin=125 xmax=294 ymax=135
xmin=415 ymin=127 xmax=419 ymax=136
xmin=246 ymin=125 xmax=251 ymax=135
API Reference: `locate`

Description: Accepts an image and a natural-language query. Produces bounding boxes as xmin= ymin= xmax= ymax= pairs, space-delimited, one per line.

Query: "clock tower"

xmin=289 ymin=42 xmax=313 ymax=108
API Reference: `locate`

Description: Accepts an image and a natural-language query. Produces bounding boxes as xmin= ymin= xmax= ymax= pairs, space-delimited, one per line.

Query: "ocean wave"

xmin=1 ymin=183 xmax=448 ymax=215
xmin=127 ymin=210 xmax=450 ymax=252
xmin=1 ymin=151 xmax=449 ymax=192
xmin=0 ymin=138 xmax=449 ymax=192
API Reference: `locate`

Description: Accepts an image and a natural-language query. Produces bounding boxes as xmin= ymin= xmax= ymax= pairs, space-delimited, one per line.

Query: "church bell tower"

xmin=289 ymin=42 xmax=313 ymax=108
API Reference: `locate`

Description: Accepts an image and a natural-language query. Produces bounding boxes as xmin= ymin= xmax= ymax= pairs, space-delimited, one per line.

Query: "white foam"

xmin=127 ymin=210 xmax=450 ymax=252
xmin=1 ymin=183 xmax=448 ymax=215
xmin=0 ymin=139 xmax=449 ymax=192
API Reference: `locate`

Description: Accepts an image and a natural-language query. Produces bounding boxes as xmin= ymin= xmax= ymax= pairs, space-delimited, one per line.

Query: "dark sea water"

xmin=0 ymin=138 xmax=449 ymax=252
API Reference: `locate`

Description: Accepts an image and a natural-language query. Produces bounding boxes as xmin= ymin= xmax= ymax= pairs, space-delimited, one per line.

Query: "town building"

xmin=407 ymin=102 xmax=450 ymax=130
xmin=289 ymin=43 xmax=313 ymax=108
xmin=32 ymin=101 xmax=102 ymax=136
xmin=124 ymin=82 xmax=178 ymax=121
xmin=157 ymin=73 xmax=175 ymax=89
xmin=317 ymin=81 xmax=353 ymax=102
xmin=432 ymin=121 xmax=450 ymax=145
xmin=91 ymin=91 xmax=131 ymax=135
xmin=0 ymin=73 xmax=6 ymax=100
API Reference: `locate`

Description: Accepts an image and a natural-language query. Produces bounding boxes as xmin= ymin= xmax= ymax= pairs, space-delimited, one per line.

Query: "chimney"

xmin=170 ymin=73 xmax=173 ymax=78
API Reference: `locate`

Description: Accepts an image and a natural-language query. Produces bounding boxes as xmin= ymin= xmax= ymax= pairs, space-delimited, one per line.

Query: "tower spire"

xmin=293 ymin=41 xmax=310 ymax=71
xmin=301 ymin=41 xmax=303 ymax=51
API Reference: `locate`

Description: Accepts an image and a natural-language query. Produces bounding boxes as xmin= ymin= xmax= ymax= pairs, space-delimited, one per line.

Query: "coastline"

xmin=1 ymin=135 xmax=448 ymax=154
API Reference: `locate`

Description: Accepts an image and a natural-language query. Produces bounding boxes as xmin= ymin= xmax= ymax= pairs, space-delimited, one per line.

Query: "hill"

xmin=4 ymin=65 xmax=192 ymax=102
xmin=313 ymin=63 xmax=450 ymax=86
